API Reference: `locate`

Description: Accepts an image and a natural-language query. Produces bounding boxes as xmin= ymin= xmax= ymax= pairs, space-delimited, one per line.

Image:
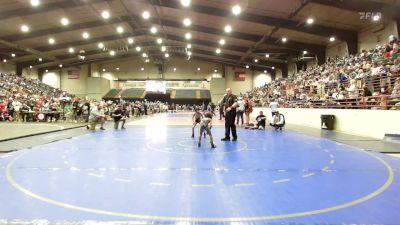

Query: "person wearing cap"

xmin=221 ymin=88 xmax=238 ymax=141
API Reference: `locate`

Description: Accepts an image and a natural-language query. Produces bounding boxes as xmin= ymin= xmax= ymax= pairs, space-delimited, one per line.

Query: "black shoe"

xmin=232 ymin=138 xmax=237 ymax=141
xmin=221 ymin=138 xmax=230 ymax=141
xmin=191 ymin=134 xmax=194 ymax=138
xmin=279 ymin=127 xmax=282 ymax=131
xmin=122 ymin=127 xmax=126 ymax=129
xmin=86 ymin=125 xmax=89 ymax=130
xmin=211 ymin=143 xmax=216 ymax=148
xmin=204 ymin=133 xmax=206 ymax=138
xmin=198 ymin=142 xmax=201 ymax=147
xmin=100 ymin=127 xmax=105 ymax=130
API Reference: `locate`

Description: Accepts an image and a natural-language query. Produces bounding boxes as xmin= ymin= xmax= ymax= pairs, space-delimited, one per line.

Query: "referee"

xmin=221 ymin=88 xmax=238 ymax=141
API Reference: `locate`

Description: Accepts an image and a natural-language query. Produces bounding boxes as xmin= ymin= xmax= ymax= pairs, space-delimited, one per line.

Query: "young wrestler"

xmin=191 ymin=108 xmax=205 ymax=138
xmin=198 ymin=112 xmax=216 ymax=148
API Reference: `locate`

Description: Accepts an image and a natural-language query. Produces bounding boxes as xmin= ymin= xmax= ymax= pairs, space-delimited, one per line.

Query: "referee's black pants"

xmin=224 ymin=111 xmax=237 ymax=139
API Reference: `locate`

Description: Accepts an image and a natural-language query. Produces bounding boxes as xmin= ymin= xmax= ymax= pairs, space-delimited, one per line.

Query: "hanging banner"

xmin=120 ymin=80 xmax=210 ymax=90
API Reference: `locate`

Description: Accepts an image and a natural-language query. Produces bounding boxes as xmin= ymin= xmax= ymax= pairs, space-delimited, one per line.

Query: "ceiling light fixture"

xmin=128 ymin=38 xmax=134 ymax=44
xmin=30 ymin=0 xmax=40 ymax=7
xmin=21 ymin=25 xmax=29 ymax=33
xmin=29 ymin=65 xmax=33 ymax=69
xmin=3 ymin=59 xmax=7 ymax=63
xmin=136 ymin=46 xmax=141 ymax=52
xmin=59 ymin=64 xmax=63 ymax=68
xmin=224 ymin=25 xmax=232 ymax=33
xmin=180 ymin=0 xmax=191 ymax=7
xmin=264 ymin=70 xmax=267 ymax=73
xmin=38 ymin=58 xmax=42 ymax=62
xmin=142 ymin=53 xmax=147 ymax=58
xmin=68 ymin=47 xmax=75 ymax=53
xmin=116 ymin=26 xmax=124 ymax=34
xmin=98 ymin=42 xmax=104 ymax=49
xmin=61 ymin=17 xmax=69 ymax=26
xmin=197 ymin=67 xmax=200 ymax=71
xmin=303 ymin=50 xmax=308 ymax=54
xmin=165 ymin=53 xmax=170 ymax=58
xmin=185 ymin=32 xmax=192 ymax=40
xmin=306 ymin=18 xmax=314 ymax=24
xmin=150 ymin=27 xmax=158 ymax=34
xmin=216 ymin=48 xmax=221 ymax=54
xmin=173 ymin=68 xmax=177 ymax=71
xmin=254 ymin=59 xmax=258 ymax=63
xmin=142 ymin=11 xmax=150 ymax=20
xmin=272 ymin=66 xmax=275 ymax=70
xmin=161 ymin=46 xmax=166 ymax=52
xmin=232 ymin=5 xmax=242 ymax=15
xmin=116 ymin=67 xmax=120 ymax=71
xmin=82 ymin=32 xmax=90 ymax=39
xmin=219 ymin=39 xmax=226 ymax=45
xmin=141 ymin=67 xmax=144 ymax=71
xmin=282 ymin=37 xmax=287 ymax=43
xmin=187 ymin=51 xmax=192 ymax=56
xmin=101 ymin=10 xmax=110 ymax=19
xmin=265 ymin=54 xmax=270 ymax=58
xmin=329 ymin=36 xmax=335 ymax=42
xmin=110 ymin=50 xmax=115 ymax=56
xmin=157 ymin=38 xmax=163 ymax=44
xmin=48 ymin=38 xmax=55 ymax=44
xmin=183 ymin=18 xmax=191 ymax=26
xmin=186 ymin=44 xmax=192 ymax=49
xmin=245 ymin=65 xmax=249 ymax=69
xmin=11 ymin=53 xmax=16 ymax=57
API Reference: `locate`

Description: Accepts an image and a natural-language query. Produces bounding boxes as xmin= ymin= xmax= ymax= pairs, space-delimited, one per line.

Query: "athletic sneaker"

xmin=86 ymin=125 xmax=90 ymax=130
xmin=100 ymin=127 xmax=105 ymax=130
xmin=204 ymin=132 xmax=206 ymax=138
xmin=221 ymin=138 xmax=230 ymax=141
xmin=211 ymin=143 xmax=216 ymax=148
xmin=198 ymin=142 xmax=201 ymax=147
xmin=232 ymin=138 xmax=237 ymax=141
xmin=191 ymin=134 xmax=194 ymax=138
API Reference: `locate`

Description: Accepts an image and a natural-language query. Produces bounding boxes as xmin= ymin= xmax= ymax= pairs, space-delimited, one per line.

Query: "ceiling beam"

xmin=39 ymin=48 xmax=271 ymax=73
xmin=138 ymin=15 xmax=326 ymax=53
xmin=0 ymin=0 xmax=106 ymax=21
xmin=155 ymin=0 xmax=357 ymax=42
xmin=3 ymin=13 xmax=325 ymax=55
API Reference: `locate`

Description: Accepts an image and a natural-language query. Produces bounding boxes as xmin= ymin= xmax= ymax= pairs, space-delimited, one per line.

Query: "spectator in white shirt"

xmin=269 ymin=99 xmax=279 ymax=117
xmin=269 ymin=111 xmax=285 ymax=131
xmin=87 ymin=104 xmax=106 ymax=130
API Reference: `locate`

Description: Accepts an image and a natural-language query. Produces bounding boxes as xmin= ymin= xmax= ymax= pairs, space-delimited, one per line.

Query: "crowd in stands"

xmin=247 ymin=35 xmax=400 ymax=110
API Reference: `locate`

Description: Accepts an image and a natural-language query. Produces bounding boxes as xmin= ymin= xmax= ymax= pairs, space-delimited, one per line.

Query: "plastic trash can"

xmin=321 ymin=115 xmax=335 ymax=130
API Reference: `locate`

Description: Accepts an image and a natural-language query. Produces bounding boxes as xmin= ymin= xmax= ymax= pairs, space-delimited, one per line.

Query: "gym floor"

xmin=0 ymin=113 xmax=399 ymax=224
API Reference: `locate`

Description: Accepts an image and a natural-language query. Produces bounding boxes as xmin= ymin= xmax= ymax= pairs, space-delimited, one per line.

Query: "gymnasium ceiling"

xmin=0 ymin=0 xmax=399 ymax=73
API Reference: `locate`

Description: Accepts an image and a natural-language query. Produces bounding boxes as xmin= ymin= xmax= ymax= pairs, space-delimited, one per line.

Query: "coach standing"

xmin=221 ymin=88 xmax=238 ymax=141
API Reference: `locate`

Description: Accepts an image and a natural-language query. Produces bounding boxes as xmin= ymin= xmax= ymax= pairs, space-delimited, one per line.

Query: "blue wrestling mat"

xmin=0 ymin=117 xmax=399 ymax=224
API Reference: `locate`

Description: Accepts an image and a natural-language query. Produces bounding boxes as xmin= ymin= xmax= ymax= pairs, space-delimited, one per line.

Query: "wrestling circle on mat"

xmin=0 ymin=115 xmax=399 ymax=224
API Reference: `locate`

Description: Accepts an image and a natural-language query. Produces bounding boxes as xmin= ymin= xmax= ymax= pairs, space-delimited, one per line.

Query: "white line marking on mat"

xmin=302 ymin=173 xmax=315 ymax=178
xmin=149 ymin=182 xmax=171 ymax=186
xmin=114 ymin=178 xmax=132 ymax=183
xmin=273 ymin=179 xmax=290 ymax=183
xmin=88 ymin=173 xmax=104 ymax=178
xmin=234 ymin=183 xmax=256 ymax=187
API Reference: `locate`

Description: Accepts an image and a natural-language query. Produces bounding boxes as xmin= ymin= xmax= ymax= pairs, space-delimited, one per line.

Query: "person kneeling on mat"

xmin=112 ymin=104 xmax=126 ymax=129
xmin=87 ymin=104 xmax=106 ymax=130
xmin=198 ymin=112 xmax=216 ymax=148
xmin=270 ymin=111 xmax=285 ymax=131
